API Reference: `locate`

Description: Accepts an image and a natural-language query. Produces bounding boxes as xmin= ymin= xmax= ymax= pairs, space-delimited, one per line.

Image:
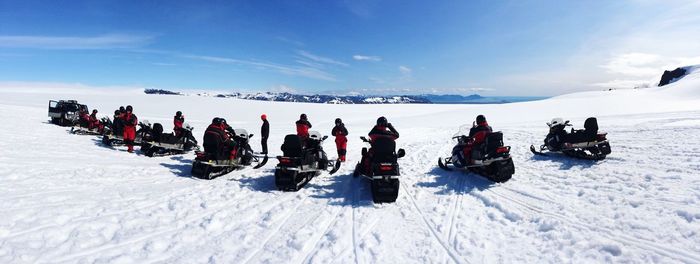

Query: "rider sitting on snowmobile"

xmin=78 ymin=109 xmax=91 ymax=127
xmin=173 ymin=111 xmax=184 ymax=137
xmin=203 ymin=117 xmax=237 ymax=160
xmin=358 ymin=117 xmax=399 ymax=173
xmin=88 ymin=109 xmax=103 ymax=131
xmin=459 ymin=115 xmax=493 ymax=164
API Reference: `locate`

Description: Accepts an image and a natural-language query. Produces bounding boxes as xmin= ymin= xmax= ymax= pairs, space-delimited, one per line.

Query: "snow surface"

xmin=1 ymin=69 xmax=700 ymax=263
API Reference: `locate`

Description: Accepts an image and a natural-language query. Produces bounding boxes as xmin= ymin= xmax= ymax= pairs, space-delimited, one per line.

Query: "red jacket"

xmin=469 ymin=122 xmax=492 ymax=145
xmin=174 ymin=115 xmax=184 ymax=132
xmin=296 ymin=120 xmax=312 ymax=138
xmin=121 ymin=113 xmax=138 ymax=128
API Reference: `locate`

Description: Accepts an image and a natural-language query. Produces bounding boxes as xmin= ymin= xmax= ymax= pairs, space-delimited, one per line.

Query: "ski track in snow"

xmin=1 ymin=87 xmax=700 ymax=263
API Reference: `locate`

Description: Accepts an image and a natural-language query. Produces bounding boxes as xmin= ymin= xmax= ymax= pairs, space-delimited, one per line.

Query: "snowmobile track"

xmin=400 ymin=181 xmax=467 ymax=264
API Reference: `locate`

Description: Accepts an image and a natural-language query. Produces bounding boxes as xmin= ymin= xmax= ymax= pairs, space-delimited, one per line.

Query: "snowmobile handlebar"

xmin=360 ymin=136 xmax=370 ymax=143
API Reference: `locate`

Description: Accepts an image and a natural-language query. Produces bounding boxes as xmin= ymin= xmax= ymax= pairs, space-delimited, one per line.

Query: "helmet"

xmin=261 ymin=114 xmax=267 ymax=120
xmin=114 ymin=110 xmax=120 ymax=115
xmin=212 ymin=117 xmax=222 ymax=125
xmin=476 ymin=115 xmax=486 ymax=124
xmin=548 ymin=117 xmax=565 ymax=127
xmin=176 ymin=111 xmax=182 ymax=117
xmin=119 ymin=106 xmax=125 ymax=113
xmin=92 ymin=109 xmax=98 ymax=113
xmin=126 ymin=105 xmax=133 ymax=112
xmin=300 ymin=113 xmax=307 ymax=120
xmin=376 ymin=116 xmax=388 ymax=126
xmin=335 ymin=118 xmax=342 ymax=124
xmin=220 ymin=118 xmax=227 ymax=125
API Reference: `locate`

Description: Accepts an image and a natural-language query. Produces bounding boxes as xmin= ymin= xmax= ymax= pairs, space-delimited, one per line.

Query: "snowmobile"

xmin=141 ymin=123 xmax=199 ymax=157
xmin=275 ymin=131 xmax=341 ymax=191
xmin=530 ymin=117 xmax=611 ymax=160
xmin=101 ymin=120 xmax=152 ymax=146
xmin=437 ymin=125 xmax=515 ymax=183
xmin=69 ymin=116 xmax=109 ymax=136
xmin=353 ymin=136 xmax=406 ymax=203
xmin=191 ymin=128 xmax=268 ymax=180
xmin=48 ymin=100 xmax=88 ymax=126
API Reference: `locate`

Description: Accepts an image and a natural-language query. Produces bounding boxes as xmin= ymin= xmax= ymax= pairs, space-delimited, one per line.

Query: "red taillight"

xmin=280 ymin=158 xmax=291 ymax=164
xmin=496 ymin=147 xmax=509 ymax=154
xmin=380 ymin=165 xmax=393 ymax=171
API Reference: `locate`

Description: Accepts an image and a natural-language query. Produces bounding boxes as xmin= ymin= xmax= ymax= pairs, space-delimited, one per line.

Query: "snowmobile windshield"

xmin=64 ymin=104 xmax=80 ymax=111
xmin=452 ymin=124 xmax=473 ymax=139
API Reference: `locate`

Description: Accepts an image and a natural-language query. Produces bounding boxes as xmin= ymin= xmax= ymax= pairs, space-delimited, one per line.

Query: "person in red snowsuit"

xmin=78 ymin=109 xmax=91 ymax=127
xmin=331 ymin=118 xmax=349 ymax=162
xmin=462 ymin=115 xmax=492 ymax=164
xmin=173 ymin=111 xmax=184 ymax=137
xmin=88 ymin=109 xmax=103 ymax=132
xmin=296 ymin=113 xmax=312 ymax=141
xmin=358 ymin=116 xmax=399 ymax=173
xmin=121 ymin=105 xmax=138 ymax=153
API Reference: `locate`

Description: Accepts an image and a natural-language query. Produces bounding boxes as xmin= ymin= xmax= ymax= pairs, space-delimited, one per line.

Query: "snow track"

xmin=1 ymin=85 xmax=700 ymax=263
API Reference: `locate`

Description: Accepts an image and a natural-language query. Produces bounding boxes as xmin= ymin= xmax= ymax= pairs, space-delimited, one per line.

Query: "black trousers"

xmin=261 ymin=137 xmax=268 ymax=154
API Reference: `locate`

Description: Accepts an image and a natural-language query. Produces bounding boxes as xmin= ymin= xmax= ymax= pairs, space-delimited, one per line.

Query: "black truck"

xmin=48 ymin=100 xmax=88 ymax=126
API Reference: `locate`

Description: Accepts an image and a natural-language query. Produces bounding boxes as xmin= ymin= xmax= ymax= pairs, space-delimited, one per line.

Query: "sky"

xmin=0 ymin=0 xmax=699 ymax=96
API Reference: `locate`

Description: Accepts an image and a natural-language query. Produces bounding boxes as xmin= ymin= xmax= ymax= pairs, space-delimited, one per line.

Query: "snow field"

xmin=1 ymin=73 xmax=700 ymax=263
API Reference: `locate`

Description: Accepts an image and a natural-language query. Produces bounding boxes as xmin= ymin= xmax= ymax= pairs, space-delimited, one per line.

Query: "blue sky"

xmin=1 ymin=0 xmax=699 ymax=96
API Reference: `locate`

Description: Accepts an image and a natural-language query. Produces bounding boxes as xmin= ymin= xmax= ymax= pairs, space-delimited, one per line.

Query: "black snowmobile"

xmin=353 ymin=136 xmax=406 ymax=203
xmin=275 ymin=131 xmax=341 ymax=191
xmin=530 ymin=117 xmax=611 ymax=160
xmin=101 ymin=120 xmax=152 ymax=146
xmin=437 ymin=125 xmax=515 ymax=183
xmin=48 ymin=100 xmax=88 ymax=126
xmin=70 ymin=116 xmax=108 ymax=136
xmin=191 ymin=128 xmax=268 ymax=180
xmin=141 ymin=123 xmax=199 ymax=157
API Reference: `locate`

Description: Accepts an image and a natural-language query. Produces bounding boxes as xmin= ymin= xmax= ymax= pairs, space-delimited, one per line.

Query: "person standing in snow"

xmin=296 ymin=113 xmax=312 ymax=141
xmin=173 ymin=111 xmax=184 ymax=137
xmin=260 ymin=114 xmax=270 ymax=154
xmin=331 ymin=118 xmax=348 ymax=162
xmin=121 ymin=105 xmax=138 ymax=153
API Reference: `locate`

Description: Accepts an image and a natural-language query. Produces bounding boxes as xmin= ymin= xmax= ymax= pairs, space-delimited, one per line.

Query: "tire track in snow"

xmin=446 ymin=175 xmax=466 ymax=249
xmin=483 ymin=187 xmax=700 ymax=263
xmin=240 ymin=192 xmax=312 ymax=264
xmin=400 ymin=180 xmax=466 ymax=264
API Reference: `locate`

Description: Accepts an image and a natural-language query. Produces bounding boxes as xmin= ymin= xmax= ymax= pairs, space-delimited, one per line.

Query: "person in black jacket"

xmin=203 ymin=117 xmax=237 ymax=160
xmin=331 ymin=118 xmax=348 ymax=162
xmin=260 ymin=114 xmax=270 ymax=154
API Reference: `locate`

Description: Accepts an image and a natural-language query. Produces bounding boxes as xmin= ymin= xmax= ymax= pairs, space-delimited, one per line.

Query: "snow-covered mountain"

xmin=145 ymin=89 xmax=431 ymax=104
xmin=1 ymin=66 xmax=700 ymax=263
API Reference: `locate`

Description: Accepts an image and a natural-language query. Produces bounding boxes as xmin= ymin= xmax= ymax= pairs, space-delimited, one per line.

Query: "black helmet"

xmin=176 ymin=111 xmax=182 ymax=117
xmin=476 ymin=115 xmax=486 ymax=124
xmin=377 ymin=116 xmax=388 ymax=126
xmin=300 ymin=113 xmax=307 ymax=120
xmin=114 ymin=110 xmax=120 ymax=115
xmin=126 ymin=105 xmax=133 ymax=112
xmin=92 ymin=109 xmax=98 ymax=113
xmin=212 ymin=117 xmax=222 ymax=125
xmin=119 ymin=106 xmax=125 ymax=113
xmin=335 ymin=118 xmax=342 ymax=124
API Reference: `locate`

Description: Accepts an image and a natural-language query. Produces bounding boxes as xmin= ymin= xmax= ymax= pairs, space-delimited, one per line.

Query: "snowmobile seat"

xmin=567 ymin=117 xmax=599 ymax=143
xmin=371 ymin=137 xmax=397 ymax=163
xmin=282 ymin=134 xmax=304 ymax=158
xmin=152 ymin=123 xmax=164 ymax=142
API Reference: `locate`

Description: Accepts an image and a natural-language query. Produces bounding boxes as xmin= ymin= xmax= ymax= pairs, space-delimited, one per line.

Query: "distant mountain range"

xmin=143 ymin=89 xmax=545 ymax=104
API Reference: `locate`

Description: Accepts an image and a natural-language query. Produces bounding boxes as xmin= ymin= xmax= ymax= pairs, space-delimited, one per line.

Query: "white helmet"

xmin=547 ymin=118 xmax=565 ymax=128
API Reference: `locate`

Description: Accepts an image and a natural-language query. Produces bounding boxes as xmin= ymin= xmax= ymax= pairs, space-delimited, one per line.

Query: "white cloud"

xmin=183 ymin=54 xmax=337 ymax=81
xmin=297 ymin=50 xmax=348 ymax=67
xmin=271 ymin=85 xmax=297 ymax=93
xmin=353 ymin=55 xmax=382 ymax=62
xmin=399 ymin=65 xmax=412 ymax=74
xmin=0 ymin=34 xmax=153 ymax=49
